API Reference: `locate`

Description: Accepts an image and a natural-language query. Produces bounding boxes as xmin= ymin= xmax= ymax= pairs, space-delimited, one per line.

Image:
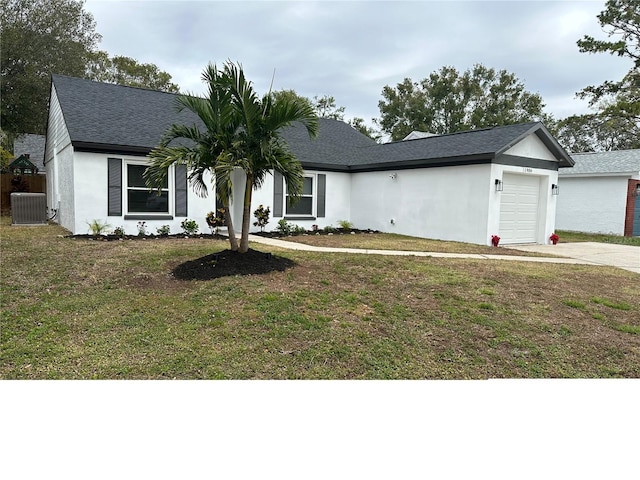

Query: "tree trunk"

xmin=222 ymin=197 xmax=239 ymax=251
xmin=238 ymin=174 xmax=253 ymax=253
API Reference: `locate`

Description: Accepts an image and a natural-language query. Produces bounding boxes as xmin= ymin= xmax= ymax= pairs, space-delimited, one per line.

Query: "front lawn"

xmin=268 ymin=231 xmax=547 ymax=256
xmin=1 ymin=221 xmax=639 ymax=379
xmin=556 ymin=230 xmax=640 ymax=246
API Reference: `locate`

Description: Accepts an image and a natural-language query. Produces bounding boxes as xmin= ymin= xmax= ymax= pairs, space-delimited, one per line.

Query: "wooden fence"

xmin=1 ymin=174 xmax=47 ymax=215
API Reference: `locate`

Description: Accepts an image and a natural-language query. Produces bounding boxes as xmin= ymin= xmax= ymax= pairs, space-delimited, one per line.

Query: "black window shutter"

xmin=317 ymin=174 xmax=326 ymax=218
xmin=273 ymin=171 xmax=283 ymax=217
xmin=175 ymin=164 xmax=188 ymax=217
xmin=107 ymin=157 xmax=122 ymax=216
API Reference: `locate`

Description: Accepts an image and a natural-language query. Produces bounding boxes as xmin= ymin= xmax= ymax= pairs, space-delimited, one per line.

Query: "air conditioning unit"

xmin=11 ymin=193 xmax=47 ymax=225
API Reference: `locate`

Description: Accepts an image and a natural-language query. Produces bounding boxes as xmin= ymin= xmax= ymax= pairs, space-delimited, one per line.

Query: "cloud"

xmin=85 ymin=0 xmax=631 ymax=126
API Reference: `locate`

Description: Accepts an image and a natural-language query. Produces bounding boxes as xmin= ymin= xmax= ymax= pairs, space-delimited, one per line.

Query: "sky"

xmin=83 ymin=0 xmax=628 ymax=130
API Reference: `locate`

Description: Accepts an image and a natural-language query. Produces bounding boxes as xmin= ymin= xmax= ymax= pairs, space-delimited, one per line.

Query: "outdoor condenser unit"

xmin=10 ymin=193 xmax=47 ymax=225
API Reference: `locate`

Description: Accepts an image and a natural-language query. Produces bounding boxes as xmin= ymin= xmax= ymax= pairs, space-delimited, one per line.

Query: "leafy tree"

xmin=552 ymin=114 xmax=640 ymax=152
xmin=313 ymin=95 xmax=345 ymax=120
xmin=274 ymin=91 xmax=346 ymax=120
xmin=349 ymin=117 xmax=381 ymax=142
xmin=273 ymin=91 xmax=381 ymax=141
xmin=86 ymin=52 xmax=180 ymax=93
xmin=377 ymin=64 xmax=548 ymax=141
xmin=578 ymin=0 xmax=640 ymax=142
xmin=577 ymin=0 xmax=640 ymax=122
xmin=146 ymin=62 xmax=318 ymax=254
xmin=0 ymin=0 xmax=179 ymax=147
xmin=0 ymin=0 xmax=100 ymax=140
xmin=272 ymin=89 xmax=314 ymax=110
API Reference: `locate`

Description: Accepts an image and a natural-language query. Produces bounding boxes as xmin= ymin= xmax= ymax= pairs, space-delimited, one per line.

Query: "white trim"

xmin=123 ymin=159 xmax=173 ymax=216
xmin=285 ymin=173 xmax=316 ymax=217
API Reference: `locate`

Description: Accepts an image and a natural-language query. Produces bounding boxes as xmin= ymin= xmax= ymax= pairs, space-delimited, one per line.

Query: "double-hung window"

xmin=273 ymin=171 xmax=325 ymax=219
xmin=126 ymin=163 xmax=169 ymax=214
xmin=286 ymin=175 xmax=314 ymax=216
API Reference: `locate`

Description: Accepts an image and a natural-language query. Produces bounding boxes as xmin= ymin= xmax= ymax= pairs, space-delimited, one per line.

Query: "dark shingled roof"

xmin=51 ymin=74 xmax=574 ymax=169
xmin=52 ymin=74 xmax=199 ymax=154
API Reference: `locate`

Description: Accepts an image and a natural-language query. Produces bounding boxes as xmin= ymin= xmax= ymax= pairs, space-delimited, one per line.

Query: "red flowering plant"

xmin=491 ymin=235 xmax=500 ymax=247
xmin=550 ymin=232 xmax=559 ymax=245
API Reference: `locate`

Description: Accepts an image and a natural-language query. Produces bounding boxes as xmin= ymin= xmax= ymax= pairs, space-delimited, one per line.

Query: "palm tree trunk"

xmin=222 ymin=197 xmax=239 ymax=251
xmin=238 ymin=174 xmax=254 ymax=253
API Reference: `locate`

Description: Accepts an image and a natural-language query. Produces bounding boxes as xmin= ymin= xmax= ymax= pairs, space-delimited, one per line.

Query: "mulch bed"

xmin=68 ymin=233 xmax=227 ymax=241
xmin=171 ymin=248 xmax=297 ymax=280
xmin=253 ymin=228 xmax=380 ymax=238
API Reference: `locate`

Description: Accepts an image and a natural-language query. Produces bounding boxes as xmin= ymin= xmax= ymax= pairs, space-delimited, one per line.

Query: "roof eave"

xmin=72 ymin=141 xmax=152 ymax=156
xmin=495 ymin=122 xmax=575 ymax=168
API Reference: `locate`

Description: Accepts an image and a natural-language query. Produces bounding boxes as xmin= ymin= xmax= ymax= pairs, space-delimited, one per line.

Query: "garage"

xmin=499 ymin=174 xmax=541 ymax=244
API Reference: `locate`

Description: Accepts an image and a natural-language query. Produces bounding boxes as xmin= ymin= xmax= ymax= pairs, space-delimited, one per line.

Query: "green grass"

xmin=1 ymin=220 xmax=640 ymax=379
xmin=556 ymin=230 xmax=640 ymax=246
xmin=281 ymin=232 xmax=551 ymax=256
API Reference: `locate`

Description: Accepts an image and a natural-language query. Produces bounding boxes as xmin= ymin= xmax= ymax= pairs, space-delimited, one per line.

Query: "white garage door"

xmin=499 ymin=174 xmax=540 ymax=244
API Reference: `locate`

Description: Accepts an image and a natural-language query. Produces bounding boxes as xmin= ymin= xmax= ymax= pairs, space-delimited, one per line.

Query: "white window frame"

xmin=124 ymin=160 xmax=173 ymax=216
xmin=285 ymin=173 xmax=315 ymax=217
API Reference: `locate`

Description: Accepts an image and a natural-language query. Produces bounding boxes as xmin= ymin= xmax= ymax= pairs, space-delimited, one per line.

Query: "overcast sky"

xmin=84 ymin=0 xmax=628 ymax=129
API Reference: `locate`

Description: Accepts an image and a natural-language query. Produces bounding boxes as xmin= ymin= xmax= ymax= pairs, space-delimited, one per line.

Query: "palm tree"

xmin=146 ymin=61 xmax=318 ymax=254
xmin=218 ymin=61 xmax=319 ymax=252
xmin=144 ymin=63 xmax=241 ymax=250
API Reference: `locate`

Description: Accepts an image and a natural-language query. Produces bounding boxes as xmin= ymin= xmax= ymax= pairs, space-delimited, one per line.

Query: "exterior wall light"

xmin=389 ymin=173 xmax=397 ymax=180
xmin=494 ymin=179 xmax=503 ymax=192
xmin=632 ymin=184 xmax=640 ymax=197
xmin=551 ymin=184 xmax=559 ymax=195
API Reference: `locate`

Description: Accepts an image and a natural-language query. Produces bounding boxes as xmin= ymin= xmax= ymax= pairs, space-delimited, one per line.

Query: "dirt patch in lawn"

xmin=171 ymin=248 xmax=297 ymax=280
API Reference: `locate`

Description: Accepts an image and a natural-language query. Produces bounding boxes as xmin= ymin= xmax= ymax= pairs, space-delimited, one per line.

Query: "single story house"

xmin=45 ymin=74 xmax=574 ymax=244
xmin=5 ymin=154 xmax=40 ymax=175
xmin=14 ymin=134 xmax=47 ymax=175
xmin=556 ymin=150 xmax=640 ymax=236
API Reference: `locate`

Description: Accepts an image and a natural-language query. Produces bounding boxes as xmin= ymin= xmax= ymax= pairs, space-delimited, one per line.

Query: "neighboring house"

xmin=14 ymin=134 xmax=46 ymax=175
xmin=557 ymin=150 xmax=640 ymax=236
xmin=5 ymin=154 xmax=39 ymax=175
xmin=45 ymin=74 xmax=573 ymax=244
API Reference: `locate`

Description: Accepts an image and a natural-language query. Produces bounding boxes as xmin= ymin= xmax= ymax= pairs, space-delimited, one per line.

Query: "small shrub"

xmin=156 ymin=225 xmax=170 ymax=236
xmin=87 ymin=219 xmax=111 ymax=236
xmin=293 ymin=224 xmax=306 ymax=234
xmin=181 ymin=219 xmax=199 ymax=235
xmin=113 ymin=226 xmax=125 ymax=237
xmin=206 ymin=209 xmax=226 ymax=233
xmin=338 ymin=220 xmax=353 ymax=231
xmin=276 ymin=218 xmax=293 ymax=236
xmin=137 ymin=221 xmax=148 ymax=236
xmin=323 ymin=225 xmax=336 ymax=233
xmin=253 ymin=205 xmax=271 ymax=232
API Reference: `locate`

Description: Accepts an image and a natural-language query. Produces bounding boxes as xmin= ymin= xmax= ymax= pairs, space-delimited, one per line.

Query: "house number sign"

xmin=522 ymin=167 xmax=533 ymax=173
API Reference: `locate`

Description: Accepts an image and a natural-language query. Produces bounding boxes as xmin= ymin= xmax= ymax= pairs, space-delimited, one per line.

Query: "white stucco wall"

xmin=70 ymin=152 xmax=216 ymax=235
xmin=247 ymin=169 xmax=351 ymax=233
xmin=504 ymin=134 xmax=556 ymax=161
xmin=350 ymin=165 xmax=494 ymax=244
xmin=556 ymin=175 xmax=630 ymax=235
xmin=488 ymin=164 xmax=557 ymax=244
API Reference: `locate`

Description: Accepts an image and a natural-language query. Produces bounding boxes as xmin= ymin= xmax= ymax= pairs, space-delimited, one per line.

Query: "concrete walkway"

xmin=503 ymin=242 xmax=640 ymax=274
xmin=246 ymin=234 xmax=613 ymax=269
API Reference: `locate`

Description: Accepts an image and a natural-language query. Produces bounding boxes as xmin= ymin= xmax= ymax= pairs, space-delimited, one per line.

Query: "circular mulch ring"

xmin=171 ymin=248 xmax=297 ymax=280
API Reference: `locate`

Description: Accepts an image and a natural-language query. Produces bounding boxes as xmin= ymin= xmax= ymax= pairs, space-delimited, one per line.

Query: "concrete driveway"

xmin=504 ymin=242 xmax=640 ymax=274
